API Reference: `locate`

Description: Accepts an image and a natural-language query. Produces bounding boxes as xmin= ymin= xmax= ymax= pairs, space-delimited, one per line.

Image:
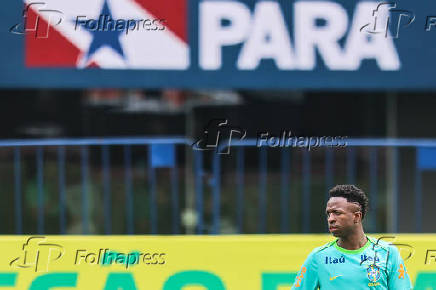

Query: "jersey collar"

xmin=334 ymin=236 xmax=371 ymax=254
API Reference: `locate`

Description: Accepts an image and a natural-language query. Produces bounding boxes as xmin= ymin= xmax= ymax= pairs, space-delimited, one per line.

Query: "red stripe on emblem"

xmin=25 ymin=7 xmax=82 ymax=67
xmin=131 ymin=0 xmax=187 ymax=43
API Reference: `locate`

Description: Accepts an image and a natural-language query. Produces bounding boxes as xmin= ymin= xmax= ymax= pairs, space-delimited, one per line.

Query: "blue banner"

xmin=1 ymin=0 xmax=435 ymax=89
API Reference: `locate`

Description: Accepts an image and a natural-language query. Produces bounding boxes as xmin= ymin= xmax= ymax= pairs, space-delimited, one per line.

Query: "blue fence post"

xmin=415 ymin=150 xmax=422 ymax=233
xmin=170 ymin=150 xmax=179 ymax=234
xmin=325 ymin=148 xmax=334 ymax=202
xmin=369 ymin=147 xmax=378 ymax=233
xmin=259 ymin=146 xmax=267 ymax=234
xmin=102 ymin=145 xmax=111 ymax=235
xmin=414 ymin=147 xmax=436 ymax=232
xmin=324 ymin=148 xmax=334 ymax=232
xmin=36 ymin=147 xmax=44 ymax=235
xmin=148 ymin=147 xmax=157 ymax=235
xmin=81 ymin=146 xmax=89 ymax=235
xmin=58 ymin=146 xmax=66 ymax=234
xmin=194 ymin=150 xmax=204 ymax=234
xmin=14 ymin=147 xmax=22 ymax=235
xmin=347 ymin=147 xmax=356 ymax=185
xmin=302 ymin=150 xmax=311 ymax=233
xmin=124 ymin=145 xmax=134 ymax=235
xmin=392 ymin=147 xmax=399 ymax=233
xmin=236 ymin=147 xmax=245 ymax=234
xmin=324 ymin=147 xmax=335 ymax=231
xmin=280 ymin=148 xmax=290 ymax=233
xmin=212 ymin=153 xmax=221 ymax=235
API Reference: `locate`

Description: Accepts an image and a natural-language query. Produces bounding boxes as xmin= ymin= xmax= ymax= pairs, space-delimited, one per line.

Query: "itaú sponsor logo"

xmin=361 ymin=254 xmax=380 ymax=264
xmin=199 ymin=1 xmax=400 ymax=71
xmin=325 ymin=255 xmax=346 ymax=264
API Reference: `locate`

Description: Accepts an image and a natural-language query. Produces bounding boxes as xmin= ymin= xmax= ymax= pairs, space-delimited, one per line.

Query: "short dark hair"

xmin=328 ymin=185 xmax=369 ymax=219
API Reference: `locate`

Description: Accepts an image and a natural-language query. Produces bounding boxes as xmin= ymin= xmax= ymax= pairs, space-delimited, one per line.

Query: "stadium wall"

xmin=4 ymin=235 xmax=436 ymax=289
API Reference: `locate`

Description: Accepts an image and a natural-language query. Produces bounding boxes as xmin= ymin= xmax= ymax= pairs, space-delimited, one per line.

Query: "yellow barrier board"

xmin=1 ymin=235 xmax=435 ymax=289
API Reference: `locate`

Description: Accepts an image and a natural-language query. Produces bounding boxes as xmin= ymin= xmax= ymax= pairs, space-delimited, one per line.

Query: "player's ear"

xmin=354 ymin=211 xmax=362 ymax=223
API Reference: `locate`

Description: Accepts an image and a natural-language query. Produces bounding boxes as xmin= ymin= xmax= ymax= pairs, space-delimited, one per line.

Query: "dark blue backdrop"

xmin=0 ymin=0 xmax=435 ymax=89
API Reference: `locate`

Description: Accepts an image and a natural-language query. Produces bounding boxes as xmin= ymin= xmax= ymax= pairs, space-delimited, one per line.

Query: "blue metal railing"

xmin=209 ymin=138 xmax=436 ymax=235
xmin=3 ymin=137 xmax=436 ymax=235
xmin=5 ymin=137 xmax=188 ymax=235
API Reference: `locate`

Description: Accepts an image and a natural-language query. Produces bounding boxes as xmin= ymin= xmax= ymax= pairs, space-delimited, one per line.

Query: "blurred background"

xmin=0 ymin=89 xmax=435 ymax=235
xmin=1 ymin=0 xmax=435 ymax=236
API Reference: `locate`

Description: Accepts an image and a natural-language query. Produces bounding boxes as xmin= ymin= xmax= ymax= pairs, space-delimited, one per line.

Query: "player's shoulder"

xmin=310 ymin=240 xmax=337 ymax=256
xmin=302 ymin=240 xmax=336 ymax=266
xmin=366 ymin=236 xmax=398 ymax=254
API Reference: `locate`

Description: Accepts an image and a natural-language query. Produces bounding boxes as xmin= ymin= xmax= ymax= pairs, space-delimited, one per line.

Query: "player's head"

xmin=326 ymin=185 xmax=369 ymax=237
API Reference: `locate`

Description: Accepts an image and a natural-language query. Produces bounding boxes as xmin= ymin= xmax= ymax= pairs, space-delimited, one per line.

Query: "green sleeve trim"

xmin=334 ymin=239 xmax=371 ymax=254
xmin=314 ymin=240 xmax=336 ymax=253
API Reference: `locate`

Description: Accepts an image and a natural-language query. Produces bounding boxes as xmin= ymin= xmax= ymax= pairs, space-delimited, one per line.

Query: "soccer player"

xmin=291 ymin=185 xmax=412 ymax=289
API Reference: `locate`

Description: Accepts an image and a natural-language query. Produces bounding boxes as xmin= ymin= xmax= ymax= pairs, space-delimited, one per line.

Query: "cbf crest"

xmin=367 ymin=264 xmax=381 ymax=282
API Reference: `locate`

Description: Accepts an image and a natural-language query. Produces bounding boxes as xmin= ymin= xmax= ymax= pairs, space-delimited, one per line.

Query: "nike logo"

xmin=329 ymin=275 xmax=342 ymax=281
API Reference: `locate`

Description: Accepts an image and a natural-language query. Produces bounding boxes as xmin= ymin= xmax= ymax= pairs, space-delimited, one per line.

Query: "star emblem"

xmin=77 ymin=0 xmax=126 ymax=65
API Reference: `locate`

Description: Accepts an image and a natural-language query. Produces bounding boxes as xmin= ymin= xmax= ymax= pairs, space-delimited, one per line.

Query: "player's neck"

xmin=337 ymin=230 xmax=367 ymax=250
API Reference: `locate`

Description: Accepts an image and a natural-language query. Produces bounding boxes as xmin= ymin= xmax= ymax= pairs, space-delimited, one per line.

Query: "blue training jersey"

xmin=291 ymin=236 xmax=413 ymax=289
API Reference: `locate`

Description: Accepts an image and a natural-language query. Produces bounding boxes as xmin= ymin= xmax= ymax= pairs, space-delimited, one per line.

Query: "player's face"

xmin=325 ymin=197 xmax=361 ymax=237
